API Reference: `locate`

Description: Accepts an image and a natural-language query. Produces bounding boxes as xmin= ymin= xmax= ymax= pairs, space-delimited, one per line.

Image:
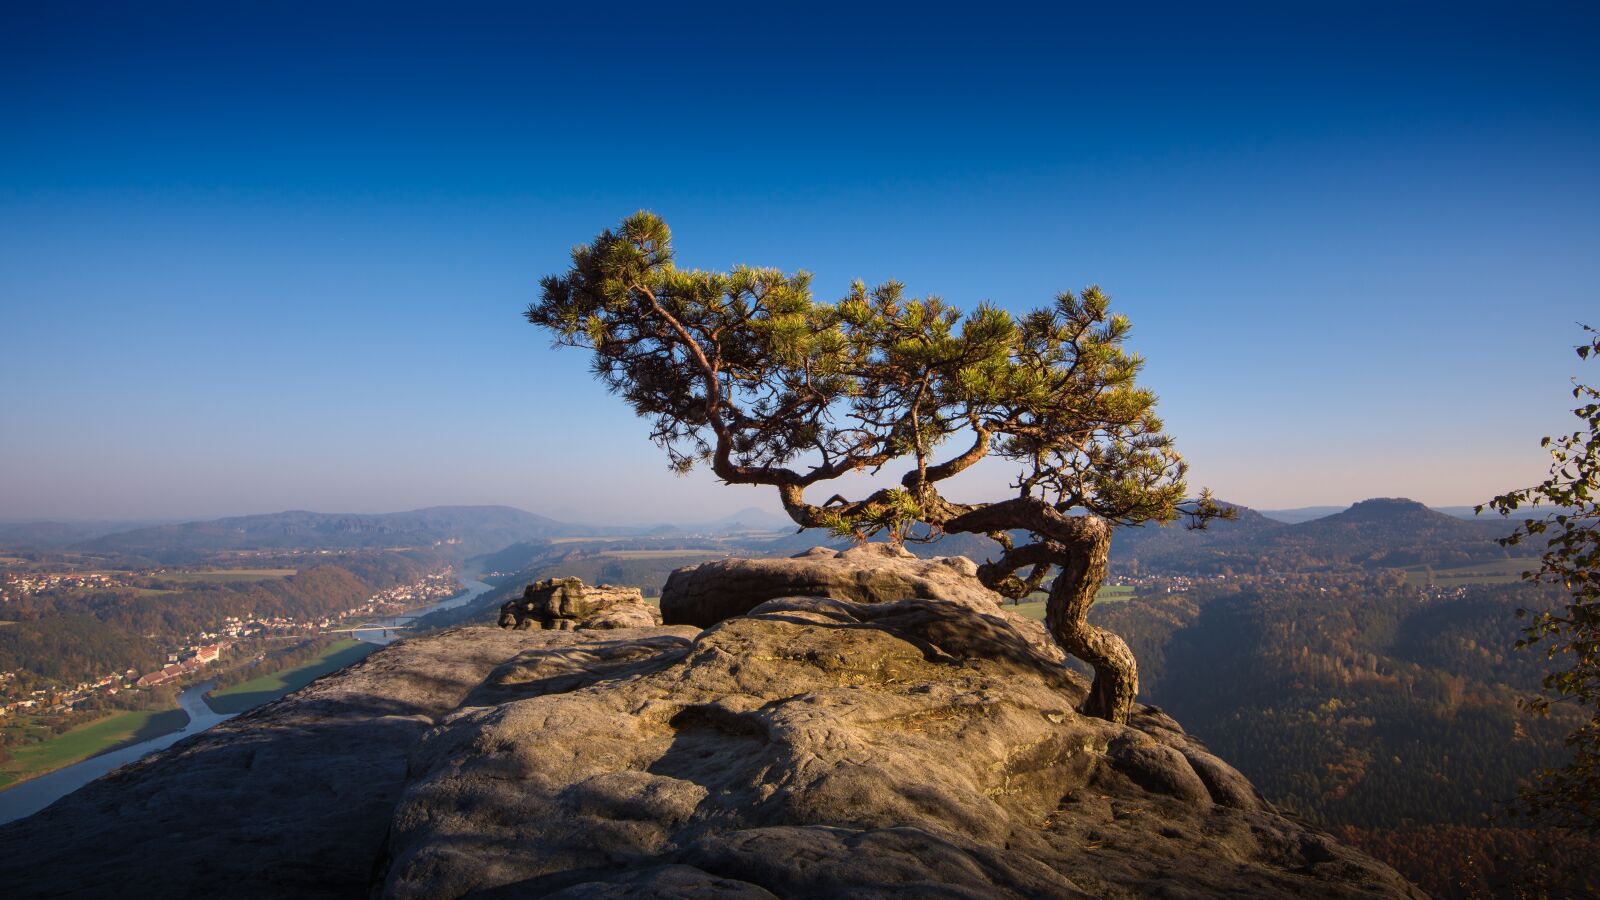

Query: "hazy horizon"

xmin=0 ymin=494 xmax=1514 ymax=529
xmin=4 ymin=4 xmax=1596 ymax=525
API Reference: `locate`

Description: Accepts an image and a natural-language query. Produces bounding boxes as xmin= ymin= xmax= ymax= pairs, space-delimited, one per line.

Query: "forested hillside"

xmin=1093 ymin=574 xmax=1591 ymax=895
xmin=0 ymin=618 xmax=161 ymax=684
xmin=0 ymin=551 xmax=441 ymax=686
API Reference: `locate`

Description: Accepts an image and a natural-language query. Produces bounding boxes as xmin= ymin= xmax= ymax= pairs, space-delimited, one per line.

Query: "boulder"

xmin=661 ymin=543 xmax=1065 ymax=663
xmin=663 ymin=543 xmax=1004 ymax=625
xmin=501 ymin=577 xmax=663 ymax=631
xmin=0 ymin=594 xmax=1420 ymax=899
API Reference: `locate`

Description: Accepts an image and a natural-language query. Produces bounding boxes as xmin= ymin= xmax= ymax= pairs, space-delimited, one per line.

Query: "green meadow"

xmin=1402 ymin=558 xmax=1535 ymax=587
xmin=0 ymin=706 xmax=188 ymax=789
xmin=204 ymin=639 xmax=377 ymax=714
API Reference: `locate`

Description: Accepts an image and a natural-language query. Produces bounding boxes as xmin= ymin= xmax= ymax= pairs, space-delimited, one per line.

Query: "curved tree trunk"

xmin=1043 ymin=518 xmax=1137 ymax=722
xmin=943 ymin=498 xmax=1137 ymax=724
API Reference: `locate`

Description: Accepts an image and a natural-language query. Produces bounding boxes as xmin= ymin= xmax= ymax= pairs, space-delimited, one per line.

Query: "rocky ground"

xmin=0 ymin=551 xmax=1423 ymax=898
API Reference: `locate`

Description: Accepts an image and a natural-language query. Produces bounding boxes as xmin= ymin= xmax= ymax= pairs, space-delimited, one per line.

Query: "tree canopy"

xmin=529 ymin=212 xmax=1222 ymax=722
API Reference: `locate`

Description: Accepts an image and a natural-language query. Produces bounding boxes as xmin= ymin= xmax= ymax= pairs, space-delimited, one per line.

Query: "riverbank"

xmin=0 ymin=579 xmax=495 ymax=826
xmin=0 ymin=682 xmax=230 ymax=825
xmin=0 ymin=705 xmax=188 ymax=790
xmin=205 ymin=639 xmax=377 ymax=713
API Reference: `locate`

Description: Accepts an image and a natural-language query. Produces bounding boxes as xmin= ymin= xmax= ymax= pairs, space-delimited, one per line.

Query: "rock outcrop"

xmin=0 ymin=570 xmax=1421 ymax=898
xmin=661 ymin=544 xmax=1010 ymax=626
xmin=501 ymin=577 xmax=663 ymax=630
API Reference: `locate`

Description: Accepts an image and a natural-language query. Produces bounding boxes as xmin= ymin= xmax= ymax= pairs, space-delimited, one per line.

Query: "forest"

xmin=1093 ymin=573 xmax=1593 ymax=896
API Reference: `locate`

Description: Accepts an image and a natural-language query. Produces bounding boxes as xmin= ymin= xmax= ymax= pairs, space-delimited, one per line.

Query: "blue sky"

xmin=2 ymin=2 xmax=1596 ymax=523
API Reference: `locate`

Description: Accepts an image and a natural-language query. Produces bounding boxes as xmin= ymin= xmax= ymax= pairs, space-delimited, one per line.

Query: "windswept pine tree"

xmin=528 ymin=212 xmax=1224 ymax=723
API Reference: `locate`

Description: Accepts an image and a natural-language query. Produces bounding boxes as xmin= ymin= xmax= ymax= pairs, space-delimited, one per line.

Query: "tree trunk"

xmin=1044 ymin=517 xmax=1137 ymax=723
xmin=941 ymin=498 xmax=1137 ymax=724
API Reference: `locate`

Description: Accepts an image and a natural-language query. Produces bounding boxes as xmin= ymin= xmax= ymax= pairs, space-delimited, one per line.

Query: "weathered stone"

xmin=659 ymin=544 xmax=1064 ymax=661
xmin=500 ymin=577 xmax=662 ymax=631
xmin=0 ymin=625 xmax=690 ymax=898
xmin=377 ymin=595 xmax=1420 ymax=899
xmin=0 ymin=592 xmax=1421 ymax=899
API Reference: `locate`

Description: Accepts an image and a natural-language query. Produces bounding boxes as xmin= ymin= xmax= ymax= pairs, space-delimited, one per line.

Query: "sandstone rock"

xmin=501 ymin=577 xmax=663 ymax=631
xmin=377 ymin=595 xmax=1420 ymax=899
xmin=0 ymin=594 xmax=1420 ymax=899
xmin=0 ymin=625 xmax=684 ymax=898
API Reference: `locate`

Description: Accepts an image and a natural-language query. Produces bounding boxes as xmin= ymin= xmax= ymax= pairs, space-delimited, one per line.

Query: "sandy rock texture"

xmin=380 ymin=593 xmax=1418 ymax=898
xmin=0 ymin=584 xmax=1421 ymax=898
xmin=662 ymin=544 xmax=1014 ymax=625
xmin=501 ymin=577 xmax=664 ymax=631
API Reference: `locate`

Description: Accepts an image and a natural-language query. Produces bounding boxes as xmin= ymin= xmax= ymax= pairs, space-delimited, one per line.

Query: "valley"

xmin=0 ymin=500 xmax=1582 ymax=896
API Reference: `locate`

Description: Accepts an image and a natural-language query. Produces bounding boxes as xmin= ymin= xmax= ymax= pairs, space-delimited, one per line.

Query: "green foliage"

xmin=0 ymin=616 xmax=160 ymax=684
xmin=532 ymin=213 xmax=1223 ymax=723
xmin=1482 ymin=324 xmax=1600 ymax=831
xmin=205 ymin=638 xmax=376 ymax=714
xmin=528 ymin=212 xmax=1202 ymax=535
xmin=0 ymin=553 xmax=438 ymax=687
xmin=1098 ymin=575 xmax=1578 ymax=828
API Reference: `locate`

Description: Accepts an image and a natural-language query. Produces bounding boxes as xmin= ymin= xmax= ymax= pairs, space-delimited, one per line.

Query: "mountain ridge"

xmin=71 ymin=505 xmax=573 ymax=562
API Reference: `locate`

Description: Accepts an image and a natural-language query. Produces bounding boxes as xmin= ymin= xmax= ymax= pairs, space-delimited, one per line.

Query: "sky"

xmin=2 ymin=2 xmax=1597 ymax=524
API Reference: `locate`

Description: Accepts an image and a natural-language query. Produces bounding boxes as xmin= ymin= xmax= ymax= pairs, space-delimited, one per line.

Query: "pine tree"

xmin=528 ymin=213 xmax=1225 ymax=723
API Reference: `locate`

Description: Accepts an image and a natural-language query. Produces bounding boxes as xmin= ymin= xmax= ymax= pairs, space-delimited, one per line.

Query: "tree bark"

xmin=1042 ymin=518 xmax=1137 ymax=722
xmin=945 ymin=498 xmax=1137 ymax=724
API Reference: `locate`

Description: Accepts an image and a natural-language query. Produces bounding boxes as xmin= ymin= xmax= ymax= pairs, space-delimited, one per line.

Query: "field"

xmin=1012 ymin=585 xmax=1135 ymax=621
xmin=595 ymin=549 xmax=727 ymax=559
xmin=1401 ymin=558 xmax=1534 ymax=587
xmin=548 ymin=536 xmax=630 ymax=545
xmin=158 ymin=568 xmax=298 ymax=583
xmin=204 ymin=639 xmax=376 ymax=714
xmin=0 ymin=706 xmax=188 ymax=789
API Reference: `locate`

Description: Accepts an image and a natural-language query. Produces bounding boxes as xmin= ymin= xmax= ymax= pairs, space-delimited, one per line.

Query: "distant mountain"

xmin=75 ymin=506 xmax=573 ymax=562
xmin=1110 ymin=501 xmax=1284 ymax=565
xmin=1256 ymin=506 xmax=1348 ymax=524
xmin=0 ymin=519 xmax=178 ymax=551
xmin=701 ymin=506 xmax=796 ymax=532
xmin=1117 ymin=497 xmax=1523 ymax=573
xmin=1277 ymin=498 xmax=1513 ymax=566
xmin=1260 ymin=503 xmax=1495 ymax=524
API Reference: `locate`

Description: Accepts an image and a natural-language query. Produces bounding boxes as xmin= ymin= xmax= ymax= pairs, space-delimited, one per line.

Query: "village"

xmin=0 ymin=571 xmax=122 ymax=603
xmin=0 ymin=570 xmax=461 ymax=716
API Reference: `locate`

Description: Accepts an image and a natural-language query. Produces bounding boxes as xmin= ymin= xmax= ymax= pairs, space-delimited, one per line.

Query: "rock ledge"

xmin=0 ymin=590 xmax=1420 ymax=899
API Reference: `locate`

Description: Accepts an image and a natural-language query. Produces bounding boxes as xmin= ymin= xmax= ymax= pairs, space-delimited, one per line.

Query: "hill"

xmin=1108 ymin=498 xmax=1524 ymax=574
xmin=0 ymin=520 xmax=173 ymax=552
xmin=1091 ymin=572 xmax=1593 ymax=896
xmin=74 ymin=506 xmax=571 ymax=562
xmin=1261 ymin=498 xmax=1516 ymax=569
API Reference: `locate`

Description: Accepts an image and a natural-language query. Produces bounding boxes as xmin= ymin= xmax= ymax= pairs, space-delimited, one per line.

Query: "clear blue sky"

xmin=2 ymin=2 xmax=1596 ymax=523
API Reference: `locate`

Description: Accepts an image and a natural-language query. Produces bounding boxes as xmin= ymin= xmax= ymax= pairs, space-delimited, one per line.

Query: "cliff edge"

xmin=0 ymin=557 xmax=1422 ymax=898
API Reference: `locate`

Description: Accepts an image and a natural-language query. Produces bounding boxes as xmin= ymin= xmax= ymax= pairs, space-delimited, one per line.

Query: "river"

xmin=352 ymin=578 xmax=492 ymax=644
xmin=0 ymin=577 xmax=495 ymax=826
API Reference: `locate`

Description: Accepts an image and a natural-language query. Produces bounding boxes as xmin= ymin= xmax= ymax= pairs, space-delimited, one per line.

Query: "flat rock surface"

xmin=0 ymin=594 xmax=1421 ymax=899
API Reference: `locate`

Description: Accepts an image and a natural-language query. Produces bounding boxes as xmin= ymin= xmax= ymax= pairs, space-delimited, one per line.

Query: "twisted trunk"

xmin=945 ymin=498 xmax=1136 ymax=724
xmin=1042 ymin=519 xmax=1136 ymax=722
